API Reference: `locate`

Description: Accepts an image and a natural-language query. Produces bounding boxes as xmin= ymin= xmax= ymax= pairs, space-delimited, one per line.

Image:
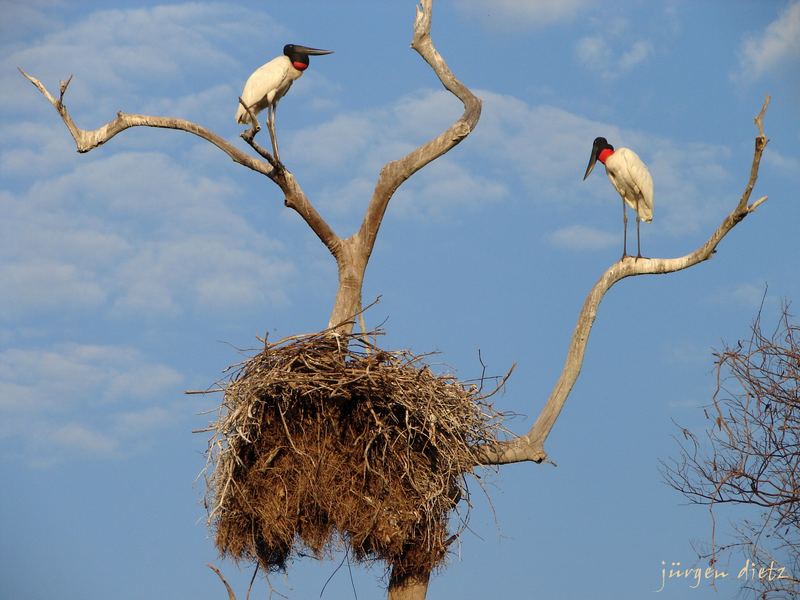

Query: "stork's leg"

xmin=621 ymin=198 xmax=629 ymax=259
xmin=266 ymin=104 xmax=280 ymax=161
xmin=237 ymin=97 xmax=260 ymax=141
xmin=636 ymin=217 xmax=643 ymax=259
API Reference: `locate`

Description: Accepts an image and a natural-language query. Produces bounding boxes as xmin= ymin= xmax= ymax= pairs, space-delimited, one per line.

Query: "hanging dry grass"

xmin=198 ymin=328 xmax=507 ymax=581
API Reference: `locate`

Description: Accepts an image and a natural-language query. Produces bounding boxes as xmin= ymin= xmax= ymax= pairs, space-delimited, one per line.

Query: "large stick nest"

xmin=201 ymin=329 xmax=506 ymax=580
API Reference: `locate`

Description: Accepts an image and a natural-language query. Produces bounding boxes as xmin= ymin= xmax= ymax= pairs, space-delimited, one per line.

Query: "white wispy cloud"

xmin=140 ymin=83 xmax=237 ymax=124
xmin=619 ymin=40 xmax=652 ymax=70
xmin=392 ymin=158 xmax=508 ymax=218
xmin=730 ymin=283 xmax=771 ymax=308
xmin=456 ymin=0 xmax=594 ymax=29
xmin=0 ymin=343 xmax=183 ymax=463
xmin=663 ymin=340 xmax=715 ymax=367
xmin=764 ymin=147 xmax=800 ymax=176
xmin=1 ymin=4 xmax=306 ymax=327
xmin=2 ymin=1 xmax=743 ymax=315
xmin=291 ymin=88 xmax=594 ymax=216
xmin=736 ymin=1 xmax=800 ymax=81
xmin=575 ymin=35 xmax=652 ymax=80
xmin=706 ymin=282 xmax=773 ymax=310
xmin=642 ymin=140 xmax=732 ymax=236
xmin=48 ymin=423 xmax=118 ymax=455
xmin=110 ymin=235 xmax=293 ymax=316
xmin=112 ymin=406 xmax=172 ymax=436
xmin=0 ymin=152 xmax=294 ymax=322
xmin=0 ymin=344 xmax=181 ymax=406
xmin=288 ymin=113 xmax=381 ymax=171
xmin=285 ymin=89 xmax=508 ymax=223
xmin=548 ymin=224 xmax=618 ymax=251
xmin=2 ymin=3 xmax=288 ymax=127
xmin=0 ymin=260 xmax=108 ymax=317
xmin=283 ymin=87 xmax=737 ymax=245
xmin=470 ymin=90 xmax=735 ymax=240
xmin=0 ymin=0 xmax=63 ymax=42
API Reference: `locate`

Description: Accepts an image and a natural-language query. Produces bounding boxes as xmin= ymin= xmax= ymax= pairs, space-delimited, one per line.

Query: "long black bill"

xmin=583 ymin=143 xmax=600 ymax=180
xmin=294 ymin=46 xmax=334 ymax=56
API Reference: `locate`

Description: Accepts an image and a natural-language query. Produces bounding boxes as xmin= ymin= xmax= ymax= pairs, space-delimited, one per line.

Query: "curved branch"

xmin=355 ymin=0 xmax=482 ymax=257
xmin=207 ymin=564 xmax=237 ymax=600
xmin=19 ymin=68 xmax=275 ymax=175
xmin=479 ymin=96 xmax=771 ymax=466
xmin=19 ymin=68 xmax=342 ymax=257
xmin=275 ymin=169 xmax=342 ymax=258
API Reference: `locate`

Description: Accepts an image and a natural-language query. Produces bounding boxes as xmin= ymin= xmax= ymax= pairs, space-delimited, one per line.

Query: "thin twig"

xmin=208 ymin=564 xmax=237 ymax=600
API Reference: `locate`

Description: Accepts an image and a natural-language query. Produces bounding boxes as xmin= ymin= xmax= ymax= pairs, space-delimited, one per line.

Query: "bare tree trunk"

xmin=21 ymin=2 xmax=772 ymax=599
xmin=388 ymin=569 xmax=430 ymax=600
xmin=327 ymin=237 xmax=368 ymax=332
xmin=22 ymin=3 xmax=478 ymax=594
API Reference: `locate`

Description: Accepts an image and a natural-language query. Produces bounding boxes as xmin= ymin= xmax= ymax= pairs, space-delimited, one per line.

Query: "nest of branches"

xmin=201 ymin=329 xmax=506 ymax=580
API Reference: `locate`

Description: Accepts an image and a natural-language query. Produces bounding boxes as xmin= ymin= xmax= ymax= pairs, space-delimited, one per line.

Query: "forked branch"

xmin=325 ymin=0 xmax=483 ymax=333
xmin=479 ymin=96 xmax=771 ymax=466
xmin=18 ymin=68 xmax=341 ymax=257
xmin=355 ymin=0 xmax=482 ymax=259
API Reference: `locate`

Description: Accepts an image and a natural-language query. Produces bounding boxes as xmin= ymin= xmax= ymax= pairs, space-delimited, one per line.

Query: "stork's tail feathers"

xmin=637 ymin=202 xmax=653 ymax=223
xmin=235 ymin=103 xmax=251 ymax=125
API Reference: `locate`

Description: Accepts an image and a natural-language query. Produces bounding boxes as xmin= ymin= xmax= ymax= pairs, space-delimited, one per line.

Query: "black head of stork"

xmin=583 ymin=136 xmax=614 ymax=180
xmin=283 ymin=44 xmax=334 ymax=71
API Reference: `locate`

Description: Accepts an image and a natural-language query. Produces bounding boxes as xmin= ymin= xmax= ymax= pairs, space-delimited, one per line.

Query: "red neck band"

xmin=292 ymin=61 xmax=308 ymax=71
xmin=598 ymin=148 xmax=614 ymax=164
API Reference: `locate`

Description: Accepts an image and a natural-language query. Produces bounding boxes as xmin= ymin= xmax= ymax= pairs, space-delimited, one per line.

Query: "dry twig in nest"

xmin=198 ymin=329 xmax=508 ymax=581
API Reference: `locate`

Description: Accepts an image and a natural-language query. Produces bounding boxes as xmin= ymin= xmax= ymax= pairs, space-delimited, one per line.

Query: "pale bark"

xmin=22 ymin=3 xmax=477 ymax=594
xmin=388 ymin=570 xmax=431 ymax=600
xmin=207 ymin=564 xmax=237 ymax=600
xmin=18 ymin=69 xmax=342 ymax=260
xmin=478 ymin=97 xmax=771 ymax=466
xmin=327 ymin=0 xmax=481 ymax=332
xmin=20 ymin=3 xmax=769 ymax=599
xmin=19 ymin=0 xmax=478 ymax=339
xmin=356 ymin=1 xmax=482 ymax=260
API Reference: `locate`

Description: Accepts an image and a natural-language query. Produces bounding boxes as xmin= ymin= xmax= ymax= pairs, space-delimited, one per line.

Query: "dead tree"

xmin=663 ymin=306 xmax=800 ymax=599
xmin=19 ymin=1 xmax=478 ymax=339
xmin=21 ymin=0 xmax=771 ymax=598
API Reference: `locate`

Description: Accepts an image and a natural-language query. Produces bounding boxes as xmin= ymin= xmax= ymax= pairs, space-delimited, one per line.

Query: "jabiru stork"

xmin=236 ymin=44 xmax=333 ymax=160
xmin=583 ymin=136 xmax=653 ymax=258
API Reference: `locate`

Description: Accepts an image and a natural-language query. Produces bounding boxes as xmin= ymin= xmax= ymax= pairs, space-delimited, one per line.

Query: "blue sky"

xmin=1 ymin=1 xmax=799 ymax=598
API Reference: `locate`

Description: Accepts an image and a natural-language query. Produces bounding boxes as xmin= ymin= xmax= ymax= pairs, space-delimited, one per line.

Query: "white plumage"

xmin=235 ymin=55 xmax=302 ymax=126
xmin=603 ymin=147 xmax=653 ymax=224
xmin=583 ymin=137 xmax=654 ymax=257
xmin=235 ymin=44 xmax=332 ymax=161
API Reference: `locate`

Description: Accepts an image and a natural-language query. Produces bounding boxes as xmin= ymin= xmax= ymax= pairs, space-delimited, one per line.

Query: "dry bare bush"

xmin=663 ymin=305 xmax=800 ymax=599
